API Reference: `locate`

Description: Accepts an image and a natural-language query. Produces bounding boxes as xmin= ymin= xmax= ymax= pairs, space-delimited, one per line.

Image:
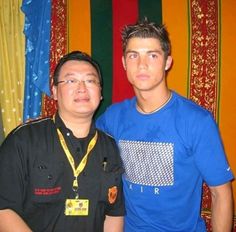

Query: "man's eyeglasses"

xmin=56 ymin=79 xmax=100 ymax=88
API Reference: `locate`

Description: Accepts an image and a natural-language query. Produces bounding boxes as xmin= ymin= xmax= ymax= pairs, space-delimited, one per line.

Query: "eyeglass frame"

xmin=55 ymin=79 xmax=101 ymax=87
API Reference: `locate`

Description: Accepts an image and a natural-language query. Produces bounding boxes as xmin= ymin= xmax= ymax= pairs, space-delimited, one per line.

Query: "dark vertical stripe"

xmin=91 ymin=0 xmax=113 ymax=117
xmin=112 ymin=0 xmax=138 ymax=102
xmin=139 ymin=0 xmax=162 ymax=24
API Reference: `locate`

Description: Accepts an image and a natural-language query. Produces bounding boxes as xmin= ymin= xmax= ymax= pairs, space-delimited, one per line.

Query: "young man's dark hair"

xmin=121 ymin=17 xmax=171 ymax=58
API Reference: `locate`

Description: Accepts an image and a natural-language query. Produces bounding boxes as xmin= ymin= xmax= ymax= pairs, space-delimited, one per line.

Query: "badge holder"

xmin=65 ymin=178 xmax=89 ymax=216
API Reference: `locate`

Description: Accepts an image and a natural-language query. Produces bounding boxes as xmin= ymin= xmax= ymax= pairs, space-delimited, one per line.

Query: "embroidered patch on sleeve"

xmin=108 ymin=186 xmax=118 ymax=204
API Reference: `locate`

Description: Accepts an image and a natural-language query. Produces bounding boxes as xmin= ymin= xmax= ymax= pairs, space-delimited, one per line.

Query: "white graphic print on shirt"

xmin=119 ymin=140 xmax=174 ymax=186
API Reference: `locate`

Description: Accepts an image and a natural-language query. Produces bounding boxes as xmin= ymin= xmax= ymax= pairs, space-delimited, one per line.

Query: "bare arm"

xmin=209 ymin=182 xmax=233 ymax=232
xmin=103 ymin=216 xmax=124 ymax=232
xmin=0 ymin=209 xmax=32 ymax=232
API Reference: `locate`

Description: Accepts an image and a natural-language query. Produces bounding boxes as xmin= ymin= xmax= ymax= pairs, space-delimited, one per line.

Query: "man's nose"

xmin=138 ymin=56 xmax=148 ymax=69
xmin=77 ymin=80 xmax=87 ymax=92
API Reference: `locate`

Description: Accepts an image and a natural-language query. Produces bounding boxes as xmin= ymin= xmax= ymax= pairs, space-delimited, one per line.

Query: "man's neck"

xmin=58 ymin=112 xmax=92 ymax=138
xmin=135 ymin=88 xmax=171 ymax=114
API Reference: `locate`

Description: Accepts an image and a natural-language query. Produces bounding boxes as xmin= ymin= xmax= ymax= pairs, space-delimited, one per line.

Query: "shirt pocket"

xmin=99 ymin=167 xmax=123 ymax=204
xmin=30 ymin=161 xmax=66 ymax=203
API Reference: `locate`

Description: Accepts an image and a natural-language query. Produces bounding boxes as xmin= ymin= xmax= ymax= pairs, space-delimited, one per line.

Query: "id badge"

xmin=65 ymin=199 xmax=89 ymax=216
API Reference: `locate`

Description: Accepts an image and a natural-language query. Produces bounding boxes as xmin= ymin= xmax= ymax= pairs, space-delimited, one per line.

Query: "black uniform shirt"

xmin=0 ymin=113 xmax=125 ymax=232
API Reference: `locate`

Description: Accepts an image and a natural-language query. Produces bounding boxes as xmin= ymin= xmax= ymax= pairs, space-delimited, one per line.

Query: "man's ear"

xmin=52 ymin=85 xmax=58 ymax=101
xmin=122 ymin=56 xmax=126 ymax=70
xmin=165 ymin=56 xmax=173 ymax=71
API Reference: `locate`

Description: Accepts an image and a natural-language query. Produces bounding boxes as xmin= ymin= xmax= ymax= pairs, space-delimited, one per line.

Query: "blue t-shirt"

xmin=96 ymin=91 xmax=233 ymax=232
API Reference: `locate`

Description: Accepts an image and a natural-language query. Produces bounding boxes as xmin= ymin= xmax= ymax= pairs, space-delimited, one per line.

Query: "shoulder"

xmin=3 ymin=117 xmax=53 ymax=144
xmin=96 ymin=97 xmax=136 ymax=135
xmin=171 ymin=92 xmax=218 ymax=141
xmin=13 ymin=117 xmax=52 ymax=134
xmin=97 ymin=129 xmax=117 ymax=146
xmin=0 ymin=117 xmax=54 ymax=158
xmin=96 ymin=129 xmax=120 ymax=156
xmin=172 ymin=91 xmax=212 ymax=119
xmin=104 ymin=97 xmax=135 ymax=114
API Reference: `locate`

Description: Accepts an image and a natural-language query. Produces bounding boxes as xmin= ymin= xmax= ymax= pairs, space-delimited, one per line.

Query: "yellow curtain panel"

xmin=0 ymin=0 xmax=25 ymax=136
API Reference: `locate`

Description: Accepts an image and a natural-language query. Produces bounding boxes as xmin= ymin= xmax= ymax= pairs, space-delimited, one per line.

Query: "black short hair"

xmin=53 ymin=51 xmax=102 ymax=86
xmin=122 ymin=17 xmax=171 ymax=59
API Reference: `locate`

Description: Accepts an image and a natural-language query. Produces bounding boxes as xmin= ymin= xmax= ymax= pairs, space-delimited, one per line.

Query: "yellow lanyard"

xmin=56 ymin=125 xmax=98 ymax=192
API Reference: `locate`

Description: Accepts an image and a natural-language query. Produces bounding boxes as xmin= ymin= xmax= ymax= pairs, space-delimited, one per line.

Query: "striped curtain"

xmin=42 ymin=0 xmax=162 ymax=117
xmin=64 ymin=1 xmax=236 ymax=230
xmin=1 ymin=0 xmax=235 ymax=230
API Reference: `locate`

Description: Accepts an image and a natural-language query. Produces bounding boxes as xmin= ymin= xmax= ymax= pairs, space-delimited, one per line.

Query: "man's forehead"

xmin=126 ymin=38 xmax=161 ymax=49
xmin=126 ymin=48 xmax=160 ymax=53
xmin=61 ymin=60 xmax=97 ymax=71
xmin=61 ymin=71 xmax=98 ymax=78
xmin=63 ymin=59 xmax=95 ymax=67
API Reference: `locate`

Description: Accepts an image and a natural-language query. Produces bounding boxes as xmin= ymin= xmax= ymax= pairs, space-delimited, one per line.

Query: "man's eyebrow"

xmin=125 ymin=49 xmax=162 ymax=55
xmin=147 ymin=50 xmax=162 ymax=55
xmin=63 ymin=72 xmax=98 ymax=78
xmin=84 ymin=72 xmax=98 ymax=78
xmin=125 ymin=50 xmax=138 ymax=54
xmin=65 ymin=73 xmax=75 ymax=77
xmin=84 ymin=72 xmax=99 ymax=78
xmin=63 ymin=73 xmax=76 ymax=78
xmin=124 ymin=50 xmax=138 ymax=57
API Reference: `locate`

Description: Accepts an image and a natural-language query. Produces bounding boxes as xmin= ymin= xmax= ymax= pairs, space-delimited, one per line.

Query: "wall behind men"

xmin=163 ymin=0 xmax=236 ymax=208
xmin=1 ymin=0 xmax=235 ymax=225
xmin=68 ymin=0 xmax=236 ymax=222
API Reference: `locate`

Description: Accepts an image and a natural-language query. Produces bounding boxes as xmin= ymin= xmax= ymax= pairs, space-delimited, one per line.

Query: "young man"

xmin=0 ymin=51 xmax=125 ymax=232
xmin=96 ymin=18 xmax=234 ymax=231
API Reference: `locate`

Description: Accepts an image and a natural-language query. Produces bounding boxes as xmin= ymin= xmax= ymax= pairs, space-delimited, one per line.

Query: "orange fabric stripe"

xmin=68 ymin=0 xmax=91 ymax=54
xmin=220 ymin=0 xmax=236 ymax=210
xmin=162 ymin=1 xmax=188 ymax=97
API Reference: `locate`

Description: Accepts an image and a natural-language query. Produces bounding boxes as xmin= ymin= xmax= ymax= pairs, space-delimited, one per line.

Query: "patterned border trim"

xmin=42 ymin=0 xmax=67 ymax=117
xmin=201 ymin=209 xmax=236 ymax=231
xmin=189 ymin=0 xmax=220 ymax=231
xmin=189 ymin=1 xmax=236 ymax=230
xmin=189 ymin=0 xmax=219 ymax=119
xmin=201 ymin=209 xmax=213 ymax=231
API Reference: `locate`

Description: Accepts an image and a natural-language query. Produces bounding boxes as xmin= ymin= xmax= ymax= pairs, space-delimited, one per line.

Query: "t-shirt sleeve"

xmin=105 ymin=178 xmax=125 ymax=216
xmin=192 ymin=113 xmax=234 ymax=186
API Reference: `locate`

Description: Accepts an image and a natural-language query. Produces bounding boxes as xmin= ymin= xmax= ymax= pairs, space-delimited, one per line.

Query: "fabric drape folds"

xmin=21 ymin=0 xmax=51 ymax=121
xmin=0 ymin=0 xmax=25 ymax=136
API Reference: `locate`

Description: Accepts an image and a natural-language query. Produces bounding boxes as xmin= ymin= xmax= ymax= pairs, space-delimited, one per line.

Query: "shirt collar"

xmin=54 ymin=112 xmax=96 ymax=137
